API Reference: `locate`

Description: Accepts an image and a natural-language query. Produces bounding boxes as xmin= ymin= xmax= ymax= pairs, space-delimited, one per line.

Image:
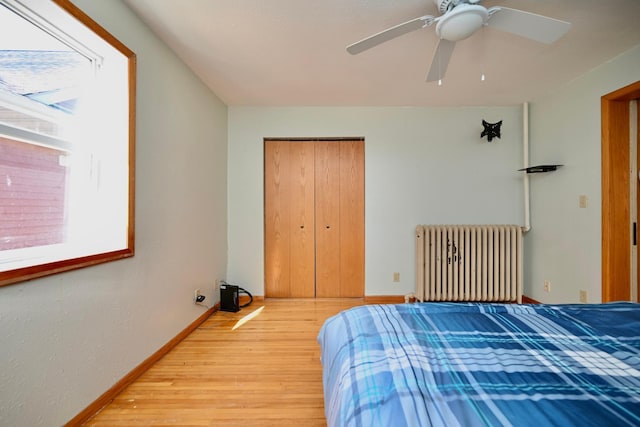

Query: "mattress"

xmin=317 ymin=302 xmax=640 ymax=427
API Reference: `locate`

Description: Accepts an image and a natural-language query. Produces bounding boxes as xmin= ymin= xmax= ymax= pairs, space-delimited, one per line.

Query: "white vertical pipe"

xmin=523 ymin=102 xmax=531 ymax=232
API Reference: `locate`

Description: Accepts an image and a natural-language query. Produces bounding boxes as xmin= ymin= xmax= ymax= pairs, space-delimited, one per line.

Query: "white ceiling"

xmin=123 ymin=0 xmax=640 ymax=107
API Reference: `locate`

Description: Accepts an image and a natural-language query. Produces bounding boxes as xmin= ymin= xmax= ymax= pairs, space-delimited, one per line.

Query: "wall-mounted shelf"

xmin=518 ymin=164 xmax=563 ymax=174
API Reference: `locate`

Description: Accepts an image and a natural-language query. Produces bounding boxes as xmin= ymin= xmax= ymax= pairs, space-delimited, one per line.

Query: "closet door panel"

xmin=315 ymin=141 xmax=341 ymax=298
xmin=264 ymin=141 xmax=291 ymax=297
xmin=289 ymin=142 xmax=315 ymax=297
xmin=339 ymin=140 xmax=365 ymax=297
xmin=265 ymin=139 xmax=364 ymax=299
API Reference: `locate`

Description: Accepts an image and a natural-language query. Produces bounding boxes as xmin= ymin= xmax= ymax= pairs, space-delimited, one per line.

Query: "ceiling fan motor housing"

xmin=436 ymin=0 xmax=454 ymax=14
xmin=435 ymin=0 xmax=481 ymax=14
xmin=435 ymin=4 xmax=488 ymax=41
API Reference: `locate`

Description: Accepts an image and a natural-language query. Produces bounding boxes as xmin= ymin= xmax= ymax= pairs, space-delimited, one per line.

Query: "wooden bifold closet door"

xmin=264 ymin=139 xmax=364 ymax=298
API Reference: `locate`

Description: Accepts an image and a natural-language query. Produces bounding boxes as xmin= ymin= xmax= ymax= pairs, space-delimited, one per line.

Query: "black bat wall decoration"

xmin=481 ymin=120 xmax=502 ymax=142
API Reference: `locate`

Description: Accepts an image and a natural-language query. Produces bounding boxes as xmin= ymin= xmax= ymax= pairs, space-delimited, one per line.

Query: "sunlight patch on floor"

xmin=232 ymin=305 xmax=264 ymax=331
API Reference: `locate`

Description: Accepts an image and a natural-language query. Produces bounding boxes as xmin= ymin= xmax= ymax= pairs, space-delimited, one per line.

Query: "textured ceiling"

xmin=123 ymin=0 xmax=640 ymax=106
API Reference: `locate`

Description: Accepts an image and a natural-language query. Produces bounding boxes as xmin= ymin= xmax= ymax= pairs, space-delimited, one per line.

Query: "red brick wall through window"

xmin=0 ymin=136 xmax=67 ymax=250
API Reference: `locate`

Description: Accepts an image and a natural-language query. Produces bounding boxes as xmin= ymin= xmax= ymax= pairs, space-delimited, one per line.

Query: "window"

xmin=0 ymin=0 xmax=135 ymax=286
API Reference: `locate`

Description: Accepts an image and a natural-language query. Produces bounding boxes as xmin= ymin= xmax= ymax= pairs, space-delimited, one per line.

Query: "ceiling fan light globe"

xmin=436 ymin=5 xmax=488 ymax=41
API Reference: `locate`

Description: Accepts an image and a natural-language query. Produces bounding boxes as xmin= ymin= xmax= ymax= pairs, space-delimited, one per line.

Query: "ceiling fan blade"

xmin=347 ymin=15 xmax=435 ymax=55
xmin=487 ymin=7 xmax=571 ymax=44
xmin=426 ymin=39 xmax=456 ymax=82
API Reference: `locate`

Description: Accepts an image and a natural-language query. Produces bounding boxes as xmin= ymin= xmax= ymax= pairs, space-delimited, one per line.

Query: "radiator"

xmin=416 ymin=225 xmax=523 ymax=304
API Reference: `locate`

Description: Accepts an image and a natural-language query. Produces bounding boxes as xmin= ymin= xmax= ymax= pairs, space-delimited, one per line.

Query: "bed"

xmin=317 ymin=302 xmax=640 ymax=427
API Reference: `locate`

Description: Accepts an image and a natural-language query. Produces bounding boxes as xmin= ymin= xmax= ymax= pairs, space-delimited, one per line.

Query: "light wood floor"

xmin=86 ymin=298 xmax=393 ymax=426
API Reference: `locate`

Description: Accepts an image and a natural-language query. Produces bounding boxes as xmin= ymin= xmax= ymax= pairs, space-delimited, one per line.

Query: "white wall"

xmin=0 ymin=1 xmax=228 ymax=425
xmin=526 ymin=44 xmax=640 ymax=304
xmin=228 ymin=106 xmax=524 ymax=297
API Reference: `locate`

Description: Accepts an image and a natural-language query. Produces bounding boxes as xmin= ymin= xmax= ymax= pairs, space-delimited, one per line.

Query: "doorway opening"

xmin=601 ymin=80 xmax=640 ymax=302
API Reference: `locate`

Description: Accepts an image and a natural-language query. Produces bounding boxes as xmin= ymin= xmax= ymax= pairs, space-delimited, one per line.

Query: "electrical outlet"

xmin=393 ymin=272 xmax=400 ymax=282
xmin=543 ymin=280 xmax=551 ymax=293
xmin=579 ymin=289 xmax=588 ymax=303
xmin=579 ymin=195 xmax=588 ymax=208
xmin=194 ymin=288 xmax=201 ymax=303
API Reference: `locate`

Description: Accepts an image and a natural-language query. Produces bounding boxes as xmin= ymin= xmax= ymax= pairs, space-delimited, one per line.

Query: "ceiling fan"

xmin=347 ymin=0 xmax=571 ymax=82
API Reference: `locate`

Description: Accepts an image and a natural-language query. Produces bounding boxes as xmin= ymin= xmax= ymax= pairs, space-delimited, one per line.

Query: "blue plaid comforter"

xmin=317 ymin=303 xmax=640 ymax=427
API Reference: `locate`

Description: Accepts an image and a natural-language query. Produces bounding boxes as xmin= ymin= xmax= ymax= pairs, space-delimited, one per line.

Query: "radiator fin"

xmin=416 ymin=225 xmax=522 ymax=303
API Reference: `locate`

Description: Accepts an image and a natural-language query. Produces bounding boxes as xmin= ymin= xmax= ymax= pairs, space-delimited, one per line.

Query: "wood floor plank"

xmin=85 ymin=298 xmax=397 ymax=426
